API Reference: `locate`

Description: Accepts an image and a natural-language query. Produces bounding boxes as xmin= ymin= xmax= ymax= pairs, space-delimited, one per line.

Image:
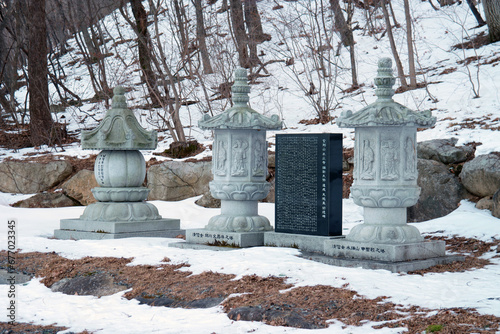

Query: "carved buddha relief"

xmin=360 ymin=139 xmax=375 ymax=180
xmin=381 ymin=139 xmax=399 ymax=180
xmin=231 ymin=139 xmax=249 ymax=176
xmin=404 ymin=136 xmax=417 ymax=180
xmin=252 ymin=140 xmax=266 ymax=177
xmin=215 ymin=139 xmax=228 ymax=176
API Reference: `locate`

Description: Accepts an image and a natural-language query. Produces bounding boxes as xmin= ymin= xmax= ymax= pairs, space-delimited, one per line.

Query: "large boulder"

xmin=408 ymin=159 xmax=467 ymax=222
xmin=62 ymin=169 xmax=99 ymax=205
xmin=0 ymin=160 xmax=72 ymax=194
xmin=417 ymin=138 xmax=474 ymax=164
xmin=50 ymin=273 xmax=127 ymax=297
xmin=147 ymin=160 xmax=212 ymax=201
xmin=12 ymin=193 xmax=79 ymax=208
xmin=460 ymin=154 xmax=500 ymax=197
xmin=195 ymin=191 xmax=221 ymax=208
xmin=493 ymin=189 xmax=500 ymax=219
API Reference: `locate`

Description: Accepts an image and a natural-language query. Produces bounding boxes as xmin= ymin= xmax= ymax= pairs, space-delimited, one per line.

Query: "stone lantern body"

xmin=55 ymin=86 xmax=181 ymax=239
xmin=323 ymin=58 xmax=454 ymax=268
xmin=184 ymin=68 xmax=281 ymax=247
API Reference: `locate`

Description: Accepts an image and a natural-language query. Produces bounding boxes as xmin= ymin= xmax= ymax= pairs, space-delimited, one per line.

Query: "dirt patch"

xmin=0 ymin=322 xmax=87 ymax=333
xmin=1 ymin=235 xmax=499 ymax=332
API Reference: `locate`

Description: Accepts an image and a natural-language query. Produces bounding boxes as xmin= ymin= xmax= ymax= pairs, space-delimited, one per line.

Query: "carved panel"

xmin=214 ymin=139 xmax=228 ymax=176
xmin=360 ymin=139 xmax=375 ymax=180
xmin=231 ymin=139 xmax=249 ymax=177
xmin=404 ymin=136 xmax=417 ymax=180
xmin=252 ymin=140 xmax=266 ymax=177
xmin=380 ymin=139 xmax=399 ymax=180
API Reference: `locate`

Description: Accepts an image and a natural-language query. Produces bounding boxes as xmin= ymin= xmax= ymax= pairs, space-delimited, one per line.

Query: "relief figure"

xmin=381 ymin=140 xmax=399 ymax=180
xmin=252 ymin=141 xmax=266 ymax=176
xmin=404 ymin=137 xmax=416 ymax=180
xmin=232 ymin=139 xmax=248 ymax=176
xmin=215 ymin=140 xmax=227 ymax=176
xmin=360 ymin=139 xmax=375 ymax=180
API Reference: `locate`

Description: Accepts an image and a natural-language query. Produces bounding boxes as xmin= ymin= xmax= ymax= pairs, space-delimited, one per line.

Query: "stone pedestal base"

xmin=301 ymin=251 xmax=465 ymax=273
xmin=264 ymin=232 xmax=343 ymax=253
xmin=179 ymin=228 xmax=268 ymax=248
xmin=54 ymin=218 xmax=183 ymax=240
xmin=324 ymin=237 xmax=445 ymax=262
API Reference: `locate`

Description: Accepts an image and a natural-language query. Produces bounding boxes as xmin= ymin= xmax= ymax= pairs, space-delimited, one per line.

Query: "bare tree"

xmin=484 ymin=0 xmax=500 ymax=43
xmin=404 ymin=0 xmax=417 ymax=89
xmin=28 ymin=0 xmax=54 ymax=146
xmin=381 ymin=0 xmax=408 ymax=88
xmin=466 ymin=0 xmax=486 ymax=27
xmin=229 ymin=0 xmax=250 ymax=67
xmin=193 ymin=0 xmax=213 ymax=74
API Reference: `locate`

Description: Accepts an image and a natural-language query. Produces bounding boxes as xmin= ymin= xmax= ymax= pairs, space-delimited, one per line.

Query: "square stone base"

xmin=54 ymin=218 xmax=183 ymax=240
xmin=264 ymin=232 xmax=344 ymax=253
xmin=323 ymin=237 xmax=446 ymax=262
xmin=180 ymin=229 xmax=269 ymax=248
xmin=300 ymin=251 xmax=465 ymax=273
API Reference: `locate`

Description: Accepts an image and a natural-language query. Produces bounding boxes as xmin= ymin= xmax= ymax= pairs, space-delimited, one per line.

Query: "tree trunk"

xmin=484 ymin=0 xmax=500 ymax=43
xmin=173 ymin=0 xmax=189 ymax=58
xmin=28 ymin=0 xmax=54 ymax=146
xmin=404 ymin=0 xmax=417 ymax=89
xmin=193 ymin=0 xmax=213 ymax=74
xmin=381 ymin=0 xmax=408 ymax=88
xmin=243 ymin=0 xmax=262 ymax=67
xmin=467 ymin=0 xmax=486 ymax=26
xmin=330 ymin=0 xmax=358 ymax=87
xmin=130 ymin=0 xmax=162 ymax=106
xmin=229 ymin=0 xmax=249 ymax=67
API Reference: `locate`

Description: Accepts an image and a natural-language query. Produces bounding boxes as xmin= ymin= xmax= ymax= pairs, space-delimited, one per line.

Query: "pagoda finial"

xmin=232 ymin=68 xmax=251 ymax=106
xmin=375 ymin=57 xmax=396 ymax=101
xmin=112 ymin=86 xmax=128 ymax=109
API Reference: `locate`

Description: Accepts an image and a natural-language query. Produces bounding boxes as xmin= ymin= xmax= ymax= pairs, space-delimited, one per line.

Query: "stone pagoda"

xmin=183 ymin=68 xmax=282 ymax=247
xmin=323 ymin=58 xmax=462 ymax=271
xmin=55 ymin=86 xmax=182 ymax=240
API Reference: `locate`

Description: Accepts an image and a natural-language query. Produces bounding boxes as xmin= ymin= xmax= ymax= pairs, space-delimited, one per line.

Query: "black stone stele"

xmin=275 ymin=133 xmax=343 ymax=236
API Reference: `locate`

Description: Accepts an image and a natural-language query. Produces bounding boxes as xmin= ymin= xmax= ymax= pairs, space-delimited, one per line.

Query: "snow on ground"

xmin=0 ymin=196 xmax=499 ymax=333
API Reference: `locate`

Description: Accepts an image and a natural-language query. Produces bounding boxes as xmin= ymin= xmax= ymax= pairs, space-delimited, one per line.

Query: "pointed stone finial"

xmin=375 ymin=57 xmax=396 ymax=100
xmin=232 ymin=68 xmax=251 ymax=106
xmin=112 ymin=86 xmax=128 ymax=109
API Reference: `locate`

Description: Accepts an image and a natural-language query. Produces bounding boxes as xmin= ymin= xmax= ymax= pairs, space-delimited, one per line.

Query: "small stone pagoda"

xmin=55 ymin=86 xmax=182 ymax=240
xmin=323 ymin=58 xmax=461 ymax=271
xmin=183 ymin=68 xmax=282 ymax=247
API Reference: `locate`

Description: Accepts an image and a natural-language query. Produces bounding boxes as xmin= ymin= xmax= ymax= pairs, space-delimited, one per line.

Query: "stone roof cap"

xmin=81 ymin=86 xmax=157 ymax=150
xmin=337 ymin=58 xmax=436 ymax=128
xmin=199 ymin=68 xmax=282 ymax=130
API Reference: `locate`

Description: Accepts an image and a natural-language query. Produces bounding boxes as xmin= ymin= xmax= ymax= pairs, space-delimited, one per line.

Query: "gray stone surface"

xmin=60 ymin=218 xmax=180 ymax=233
xmin=408 ymin=159 xmax=467 ymax=222
xmin=476 ymin=196 xmax=494 ymax=211
xmin=264 ymin=232 xmax=343 ymax=253
xmin=323 ymin=238 xmax=446 ymax=262
xmin=301 ymin=252 xmax=465 ymax=273
xmin=147 ymin=160 xmax=212 ymax=201
xmin=0 ymin=269 xmax=31 ymax=284
xmin=493 ymin=188 xmax=500 ymax=219
xmin=54 ymin=228 xmax=185 ymax=240
xmin=184 ymin=228 xmax=268 ymax=247
xmin=50 ymin=273 xmax=127 ymax=297
xmin=13 ymin=193 xmax=78 ymax=208
xmin=461 ymin=154 xmax=500 ymax=197
xmin=0 ymin=160 xmax=72 ymax=194
xmin=195 ymin=191 xmax=221 ymax=208
xmin=417 ymin=138 xmax=474 ymax=164
xmin=62 ymin=169 xmax=99 ymax=205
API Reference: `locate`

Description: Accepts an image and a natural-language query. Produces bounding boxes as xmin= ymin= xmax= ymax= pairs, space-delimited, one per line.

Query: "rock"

xmin=147 ymin=161 xmax=212 ymax=201
xmin=136 ymin=296 xmax=176 ymax=307
xmin=195 ymin=191 xmax=221 ymax=208
xmin=461 ymin=154 xmax=500 ymax=197
xmin=408 ymin=159 xmax=467 ymax=222
xmin=228 ymin=306 xmax=264 ymax=321
xmin=476 ymin=196 xmax=493 ymax=211
xmin=62 ymin=169 xmax=99 ymax=205
xmin=136 ymin=296 xmax=223 ymax=308
xmin=493 ymin=189 xmax=500 ymax=219
xmin=0 ymin=160 xmax=73 ymax=194
xmin=50 ymin=273 xmax=127 ymax=297
xmin=263 ymin=176 xmax=275 ymax=203
xmin=417 ymin=138 xmax=474 ymax=164
xmin=268 ymin=153 xmax=276 ymax=168
xmin=184 ymin=297 xmax=224 ymax=308
xmin=12 ymin=193 xmax=79 ymax=208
